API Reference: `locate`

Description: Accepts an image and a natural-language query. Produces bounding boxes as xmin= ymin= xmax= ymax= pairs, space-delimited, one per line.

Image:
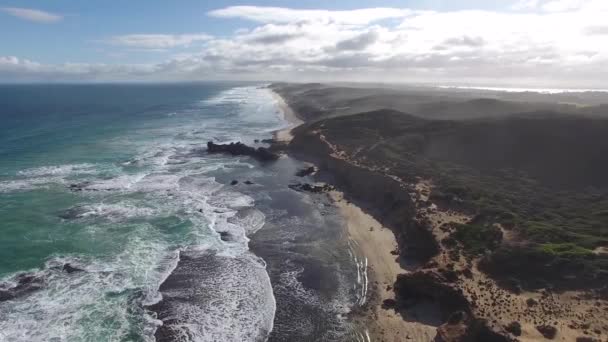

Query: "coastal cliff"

xmin=286 ymin=122 xmax=510 ymax=341
xmin=274 ymin=83 xmax=608 ymax=342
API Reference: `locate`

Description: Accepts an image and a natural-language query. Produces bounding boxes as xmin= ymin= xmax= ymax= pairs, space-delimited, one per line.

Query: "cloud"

xmin=1 ymin=7 xmax=62 ymax=23
xmin=335 ymin=30 xmax=380 ymax=51
xmin=208 ymin=6 xmax=411 ymax=25
xmin=541 ymin=0 xmax=587 ymax=12
xmin=107 ymin=34 xmax=212 ymax=49
xmin=237 ymin=24 xmax=305 ymax=45
xmin=442 ymin=36 xmax=485 ymax=47
xmin=584 ymin=26 xmax=608 ymax=35
xmin=4 ymin=5 xmax=608 ymax=87
xmin=511 ymin=0 xmax=542 ymax=10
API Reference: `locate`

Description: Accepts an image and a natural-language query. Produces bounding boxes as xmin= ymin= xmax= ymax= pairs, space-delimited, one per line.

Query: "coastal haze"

xmin=2 ymin=1 xmax=608 ymax=342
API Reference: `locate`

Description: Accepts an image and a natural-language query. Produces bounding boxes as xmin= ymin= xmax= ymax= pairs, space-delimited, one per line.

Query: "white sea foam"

xmin=0 ymin=226 xmax=176 ymax=342
xmin=17 ymin=163 xmax=98 ymax=177
xmin=68 ymin=203 xmax=157 ymax=221
xmin=0 ymin=84 xmax=289 ymax=341
xmin=83 ymin=173 xmax=148 ymax=191
xmin=0 ymin=177 xmax=63 ymax=193
xmin=156 ymin=251 xmax=276 ymax=342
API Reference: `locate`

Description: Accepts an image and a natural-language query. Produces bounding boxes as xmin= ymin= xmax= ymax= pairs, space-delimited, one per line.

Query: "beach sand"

xmin=271 ymin=90 xmax=303 ymax=142
xmin=330 ymin=191 xmax=438 ymax=342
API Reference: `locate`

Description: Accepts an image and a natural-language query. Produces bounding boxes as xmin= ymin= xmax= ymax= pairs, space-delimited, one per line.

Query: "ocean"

xmin=0 ymin=83 xmax=365 ymax=341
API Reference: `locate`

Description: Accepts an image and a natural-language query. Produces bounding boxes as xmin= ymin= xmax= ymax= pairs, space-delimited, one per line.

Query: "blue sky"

xmin=1 ymin=0 xmax=607 ymax=87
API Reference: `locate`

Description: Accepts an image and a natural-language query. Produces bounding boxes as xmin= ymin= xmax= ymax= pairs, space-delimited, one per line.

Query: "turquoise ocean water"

xmin=0 ymin=83 xmax=365 ymax=342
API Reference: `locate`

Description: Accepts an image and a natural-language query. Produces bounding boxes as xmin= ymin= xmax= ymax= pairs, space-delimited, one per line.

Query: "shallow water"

xmin=0 ymin=83 xmax=364 ymax=341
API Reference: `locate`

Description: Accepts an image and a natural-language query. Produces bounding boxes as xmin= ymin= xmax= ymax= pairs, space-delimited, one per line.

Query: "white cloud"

xmin=1 ymin=7 xmax=62 ymax=23
xmin=208 ymin=6 xmax=411 ymax=25
xmin=511 ymin=0 xmax=541 ymax=10
xmin=3 ymin=5 xmax=608 ymax=87
xmin=107 ymin=34 xmax=212 ymax=49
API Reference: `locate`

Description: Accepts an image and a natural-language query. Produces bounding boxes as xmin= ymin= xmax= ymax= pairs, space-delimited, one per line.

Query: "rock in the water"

xmin=230 ymin=180 xmax=238 ymax=186
xmin=206 ymin=141 xmax=278 ymax=161
xmin=536 ymin=325 xmax=557 ymax=339
xmin=63 ymin=263 xmax=84 ymax=274
xmin=288 ymin=183 xmax=334 ymax=193
xmin=295 ymin=166 xmax=317 ymax=177
xmin=0 ymin=273 xmax=45 ymax=302
xmin=218 ymin=231 xmax=231 ymax=241
xmin=244 ymin=181 xmax=254 ymax=185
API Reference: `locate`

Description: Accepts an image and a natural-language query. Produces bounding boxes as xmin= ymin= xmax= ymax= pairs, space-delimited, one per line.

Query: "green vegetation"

xmin=297 ymin=109 xmax=608 ymax=289
xmin=538 ymin=243 xmax=593 ymax=257
xmin=451 ymin=223 xmax=502 ymax=256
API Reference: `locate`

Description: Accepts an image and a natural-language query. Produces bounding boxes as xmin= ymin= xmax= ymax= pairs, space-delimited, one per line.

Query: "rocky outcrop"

xmin=394 ymin=271 xmax=471 ymax=318
xmin=207 ymin=141 xmax=278 ymax=161
xmin=0 ymin=273 xmax=45 ymax=302
xmin=295 ymin=166 xmax=317 ymax=177
xmin=288 ymin=182 xmax=334 ymax=193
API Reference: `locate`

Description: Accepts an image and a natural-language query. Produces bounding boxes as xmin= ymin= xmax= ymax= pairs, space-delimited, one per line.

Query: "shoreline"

xmin=331 ymin=191 xmax=438 ymax=341
xmin=269 ymin=88 xmax=303 ymax=142
xmin=270 ymin=87 xmax=428 ymax=340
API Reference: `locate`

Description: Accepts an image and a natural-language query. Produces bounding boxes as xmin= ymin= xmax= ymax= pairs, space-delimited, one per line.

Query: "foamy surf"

xmin=0 ymin=85 xmax=286 ymax=342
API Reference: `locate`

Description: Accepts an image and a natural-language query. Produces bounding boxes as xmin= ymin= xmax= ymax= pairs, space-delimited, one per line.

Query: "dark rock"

xmin=536 ymin=325 xmax=557 ymax=339
xmin=296 ymin=166 xmax=317 ymax=177
xmin=206 ymin=141 xmax=278 ymax=162
xmin=394 ymin=271 xmax=471 ymax=317
xmin=439 ymin=268 xmax=459 ymax=283
xmin=461 ymin=268 xmax=473 ymax=279
xmin=218 ymin=231 xmax=231 ymax=241
xmin=526 ymin=298 xmax=538 ymax=307
xmin=230 ymin=180 xmax=238 ymax=186
xmin=0 ymin=273 xmax=45 ymax=302
xmin=63 ymin=263 xmax=84 ymax=274
xmin=505 ymin=321 xmax=522 ymax=336
xmin=0 ymin=288 xmax=15 ymax=302
xmin=576 ymin=337 xmax=600 ymax=342
xmin=261 ymin=139 xmax=275 ymax=144
xmin=68 ymin=181 xmax=92 ymax=192
xmin=447 ymin=311 xmax=467 ymax=324
xmin=382 ymin=298 xmax=397 ymax=309
xmin=288 ymin=182 xmax=334 ymax=193
xmin=244 ymin=181 xmax=254 ymax=185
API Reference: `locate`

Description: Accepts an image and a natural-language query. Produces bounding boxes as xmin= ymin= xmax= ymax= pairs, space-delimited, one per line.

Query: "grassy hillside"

xmin=294 ymin=109 xmax=608 ymax=289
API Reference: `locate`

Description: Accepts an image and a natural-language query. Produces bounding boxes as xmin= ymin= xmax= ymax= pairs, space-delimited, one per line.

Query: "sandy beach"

xmin=331 ymin=191 xmax=438 ymax=342
xmin=271 ymin=89 xmax=303 ymax=142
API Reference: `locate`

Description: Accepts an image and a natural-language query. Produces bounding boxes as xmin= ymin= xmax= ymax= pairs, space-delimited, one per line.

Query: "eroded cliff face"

xmin=289 ymin=127 xmax=439 ymax=264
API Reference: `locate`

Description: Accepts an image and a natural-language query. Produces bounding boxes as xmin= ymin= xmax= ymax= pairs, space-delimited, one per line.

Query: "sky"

xmin=1 ymin=0 xmax=608 ymax=87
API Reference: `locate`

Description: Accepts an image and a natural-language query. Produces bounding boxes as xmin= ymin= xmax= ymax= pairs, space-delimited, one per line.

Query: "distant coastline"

xmin=437 ymin=85 xmax=608 ymax=94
